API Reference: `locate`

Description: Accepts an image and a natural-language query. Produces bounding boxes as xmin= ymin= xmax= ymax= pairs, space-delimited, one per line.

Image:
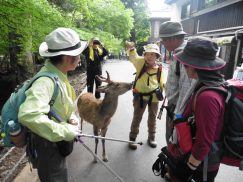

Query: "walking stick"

xmin=78 ymin=133 xmax=143 ymax=145
xmin=76 ymin=136 xmax=126 ymax=182
xmin=157 ymin=96 xmax=167 ymax=119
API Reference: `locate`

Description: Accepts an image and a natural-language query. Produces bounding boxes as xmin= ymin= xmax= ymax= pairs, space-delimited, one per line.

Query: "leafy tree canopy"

xmin=0 ymin=0 xmax=134 ymax=59
xmin=121 ymin=0 xmax=150 ymax=44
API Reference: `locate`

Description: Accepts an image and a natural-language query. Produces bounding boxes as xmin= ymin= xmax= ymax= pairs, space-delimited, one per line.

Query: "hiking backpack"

xmin=152 ymin=78 xmax=243 ymax=180
xmin=193 ymin=79 xmax=243 ymax=168
xmin=0 ymin=71 xmax=59 ymax=147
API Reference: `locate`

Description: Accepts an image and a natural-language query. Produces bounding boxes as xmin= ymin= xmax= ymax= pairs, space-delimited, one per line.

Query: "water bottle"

xmin=8 ymin=120 xmax=26 ymax=147
xmin=8 ymin=120 xmax=21 ymax=136
xmin=174 ymin=114 xmax=192 ymax=153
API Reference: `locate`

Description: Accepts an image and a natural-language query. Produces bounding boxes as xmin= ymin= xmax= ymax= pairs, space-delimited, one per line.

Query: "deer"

xmin=77 ymin=71 xmax=132 ymax=162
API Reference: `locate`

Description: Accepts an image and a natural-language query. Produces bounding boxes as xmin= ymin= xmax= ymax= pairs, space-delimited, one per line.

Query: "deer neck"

xmin=99 ymin=93 xmax=118 ymax=116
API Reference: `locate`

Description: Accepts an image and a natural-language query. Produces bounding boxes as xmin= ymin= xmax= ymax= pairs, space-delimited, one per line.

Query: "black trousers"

xmin=193 ymin=169 xmax=219 ymax=182
xmin=87 ymin=67 xmax=102 ymax=99
xmin=35 ymin=136 xmax=68 ymax=182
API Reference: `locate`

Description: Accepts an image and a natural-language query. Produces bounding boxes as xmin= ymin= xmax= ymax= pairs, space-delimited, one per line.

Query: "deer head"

xmin=95 ymin=71 xmax=132 ymax=96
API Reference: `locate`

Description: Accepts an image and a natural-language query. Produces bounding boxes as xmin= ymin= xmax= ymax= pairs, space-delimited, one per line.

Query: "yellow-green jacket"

xmin=128 ymin=49 xmax=165 ymax=103
xmin=18 ymin=61 xmax=77 ymax=142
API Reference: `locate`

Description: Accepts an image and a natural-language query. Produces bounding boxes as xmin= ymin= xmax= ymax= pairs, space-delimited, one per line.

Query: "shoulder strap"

xmin=137 ymin=63 xmax=146 ymax=79
xmin=157 ymin=64 xmax=162 ymax=83
xmin=133 ymin=64 xmax=146 ymax=89
xmin=29 ymin=72 xmax=60 ymax=106
xmin=31 ymin=72 xmax=63 ymax=123
xmin=193 ymin=86 xmax=228 ymax=112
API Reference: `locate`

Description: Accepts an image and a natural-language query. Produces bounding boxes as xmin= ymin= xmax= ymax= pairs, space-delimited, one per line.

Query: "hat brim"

xmin=39 ymin=41 xmax=88 ymax=57
xmin=159 ymin=31 xmax=187 ymax=38
xmin=144 ymin=49 xmax=161 ymax=56
xmin=174 ymin=51 xmax=226 ymax=70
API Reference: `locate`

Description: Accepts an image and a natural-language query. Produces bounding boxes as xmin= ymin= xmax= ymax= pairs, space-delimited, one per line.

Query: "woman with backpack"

xmin=166 ymin=37 xmax=226 ymax=182
xmin=126 ymin=42 xmax=165 ymax=149
xmin=18 ymin=28 xmax=87 ymax=182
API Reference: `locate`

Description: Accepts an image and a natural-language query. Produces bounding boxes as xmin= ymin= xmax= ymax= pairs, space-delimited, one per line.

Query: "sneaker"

xmin=148 ymin=139 xmax=157 ymax=148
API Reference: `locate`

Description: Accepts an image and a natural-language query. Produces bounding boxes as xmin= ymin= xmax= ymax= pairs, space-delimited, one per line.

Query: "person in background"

xmin=159 ymin=21 xmax=197 ymax=143
xmin=18 ymin=27 xmax=87 ymax=182
xmin=126 ymin=42 xmax=165 ymax=150
xmin=170 ymin=37 xmax=226 ymax=182
xmin=82 ymin=37 xmax=109 ymax=99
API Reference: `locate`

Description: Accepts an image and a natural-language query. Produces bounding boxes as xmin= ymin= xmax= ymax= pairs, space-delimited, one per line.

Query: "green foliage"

xmin=121 ymin=0 xmax=150 ymax=44
xmin=0 ymin=0 xmax=71 ymax=58
xmin=0 ymin=0 xmax=135 ymax=58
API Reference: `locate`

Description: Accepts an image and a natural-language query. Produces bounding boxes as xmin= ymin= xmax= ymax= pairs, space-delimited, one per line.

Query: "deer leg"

xmin=93 ymin=126 xmax=99 ymax=163
xmin=101 ymin=126 xmax=108 ymax=162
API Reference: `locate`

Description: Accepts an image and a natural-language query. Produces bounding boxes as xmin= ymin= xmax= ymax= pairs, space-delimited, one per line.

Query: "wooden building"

xmin=165 ymin=0 xmax=243 ymax=79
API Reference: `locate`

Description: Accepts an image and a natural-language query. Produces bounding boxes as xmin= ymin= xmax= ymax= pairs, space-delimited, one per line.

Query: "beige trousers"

xmin=129 ymin=97 xmax=159 ymax=140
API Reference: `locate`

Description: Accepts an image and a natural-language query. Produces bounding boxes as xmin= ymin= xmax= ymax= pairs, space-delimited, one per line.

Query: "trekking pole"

xmin=78 ymin=133 xmax=143 ymax=145
xmin=76 ymin=136 xmax=126 ymax=182
xmin=157 ymin=96 xmax=167 ymax=119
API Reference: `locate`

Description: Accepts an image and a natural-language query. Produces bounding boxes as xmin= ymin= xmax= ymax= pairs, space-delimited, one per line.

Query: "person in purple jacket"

xmin=171 ymin=37 xmax=226 ymax=182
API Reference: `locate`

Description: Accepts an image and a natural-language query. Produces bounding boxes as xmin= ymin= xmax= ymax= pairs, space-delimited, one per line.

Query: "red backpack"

xmin=152 ymin=79 xmax=243 ymax=179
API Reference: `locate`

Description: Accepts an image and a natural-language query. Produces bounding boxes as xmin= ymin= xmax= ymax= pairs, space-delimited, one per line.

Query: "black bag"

xmin=57 ymin=140 xmax=74 ymax=157
xmin=155 ymin=87 xmax=164 ymax=101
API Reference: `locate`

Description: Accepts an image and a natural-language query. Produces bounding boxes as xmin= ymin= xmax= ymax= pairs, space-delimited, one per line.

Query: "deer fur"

xmin=77 ymin=71 xmax=132 ymax=162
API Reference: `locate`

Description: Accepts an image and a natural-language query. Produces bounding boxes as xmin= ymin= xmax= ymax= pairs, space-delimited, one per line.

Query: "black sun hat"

xmin=174 ymin=36 xmax=226 ymax=70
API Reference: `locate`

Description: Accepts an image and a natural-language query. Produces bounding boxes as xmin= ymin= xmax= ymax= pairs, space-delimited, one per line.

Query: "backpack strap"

xmin=133 ymin=64 xmax=146 ymax=89
xmin=192 ymin=86 xmax=228 ymax=112
xmin=30 ymin=71 xmax=60 ymax=107
xmin=157 ymin=64 xmax=162 ymax=84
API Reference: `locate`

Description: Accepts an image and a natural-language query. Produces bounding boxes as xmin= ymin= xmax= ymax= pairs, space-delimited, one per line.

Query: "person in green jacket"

xmin=18 ymin=27 xmax=87 ymax=182
xmin=126 ymin=42 xmax=165 ymax=150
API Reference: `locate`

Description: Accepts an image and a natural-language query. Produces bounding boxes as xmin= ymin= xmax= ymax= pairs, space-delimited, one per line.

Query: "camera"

xmin=93 ymin=41 xmax=100 ymax=45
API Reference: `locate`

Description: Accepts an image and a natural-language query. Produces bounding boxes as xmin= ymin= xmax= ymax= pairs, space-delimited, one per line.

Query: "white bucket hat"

xmin=39 ymin=27 xmax=88 ymax=57
xmin=144 ymin=44 xmax=161 ymax=57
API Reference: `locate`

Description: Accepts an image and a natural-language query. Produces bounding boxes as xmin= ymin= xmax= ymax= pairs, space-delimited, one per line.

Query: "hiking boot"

xmin=148 ymin=138 xmax=157 ymax=148
xmin=129 ymin=138 xmax=137 ymax=150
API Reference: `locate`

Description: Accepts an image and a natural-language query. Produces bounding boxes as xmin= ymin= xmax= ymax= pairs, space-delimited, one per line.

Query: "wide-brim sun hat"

xmin=39 ymin=27 xmax=88 ymax=57
xmin=159 ymin=21 xmax=186 ymax=38
xmin=143 ymin=44 xmax=161 ymax=57
xmin=174 ymin=36 xmax=226 ymax=70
